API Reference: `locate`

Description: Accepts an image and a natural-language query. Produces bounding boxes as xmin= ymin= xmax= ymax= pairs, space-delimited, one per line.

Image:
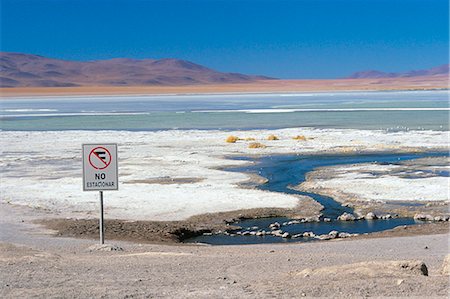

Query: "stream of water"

xmin=186 ymin=152 xmax=448 ymax=245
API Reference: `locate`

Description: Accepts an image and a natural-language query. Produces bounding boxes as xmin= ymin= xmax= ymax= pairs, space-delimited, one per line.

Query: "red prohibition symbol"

xmin=89 ymin=147 xmax=112 ymax=170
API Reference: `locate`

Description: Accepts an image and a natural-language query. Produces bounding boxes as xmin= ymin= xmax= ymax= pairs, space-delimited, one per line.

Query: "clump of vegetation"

xmin=248 ymin=142 xmax=267 ymax=149
xmin=292 ymin=135 xmax=307 ymax=141
xmin=267 ymin=134 xmax=279 ymax=140
xmin=243 ymin=137 xmax=256 ymax=141
xmin=226 ymin=136 xmax=239 ymax=143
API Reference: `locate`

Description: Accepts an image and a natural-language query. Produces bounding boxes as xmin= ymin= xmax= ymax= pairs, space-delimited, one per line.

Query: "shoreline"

xmin=21 ymin=150 xmax=450 ymax=245
xmin=2 ymin=200 xmax=448 ymax=246
xmin=1 ymin=78 xmax=448 ymax=98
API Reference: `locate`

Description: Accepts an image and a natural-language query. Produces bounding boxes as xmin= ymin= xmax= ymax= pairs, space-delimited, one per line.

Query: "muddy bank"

xmin=40 ymin=208 xmax=449 ymax=245
xmin=40 ymin=201 xmax=323 ymax=244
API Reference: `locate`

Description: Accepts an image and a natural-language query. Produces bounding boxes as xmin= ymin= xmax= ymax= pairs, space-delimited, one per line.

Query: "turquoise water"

xmin=186 ymin=152 xmax=448 ymax=245
xmin=1 ymin=90 xmax=448 ymax=131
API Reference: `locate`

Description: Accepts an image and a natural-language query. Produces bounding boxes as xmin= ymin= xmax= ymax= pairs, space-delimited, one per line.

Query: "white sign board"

xmin=82 ymin=144 xmax=118 ymax=191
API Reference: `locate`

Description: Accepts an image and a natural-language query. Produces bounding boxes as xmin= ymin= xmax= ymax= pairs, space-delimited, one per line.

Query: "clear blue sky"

xmin=1 ymin=0 xmax=448 ymax=78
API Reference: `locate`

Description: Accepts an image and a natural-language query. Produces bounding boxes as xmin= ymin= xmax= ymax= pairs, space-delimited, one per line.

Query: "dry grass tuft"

xmin=226 ymin=136 xmax=239 ymax=143
xmin=248 ymin=142 xmax=267 ymax=149
xmin=244 ymin=137 xmax=256 ymax=141
xmin=293 ymin=135 xmax=307 ymax=141
xmin=267 ymin=134 xmax=279 ymax=141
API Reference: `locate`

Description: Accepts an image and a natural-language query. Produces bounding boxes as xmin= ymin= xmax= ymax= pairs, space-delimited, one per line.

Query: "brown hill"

xmin=347 ymin=64 xmax=449 ymax=79
xmin=0 ymin=52 xmax=273 ymax=87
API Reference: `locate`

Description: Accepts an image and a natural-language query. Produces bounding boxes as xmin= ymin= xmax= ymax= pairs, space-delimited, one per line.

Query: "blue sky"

xmin=1 ymin=0 xmax=448 ymax=78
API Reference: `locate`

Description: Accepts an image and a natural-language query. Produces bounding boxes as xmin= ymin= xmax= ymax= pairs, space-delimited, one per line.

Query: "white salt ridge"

xmin=307 ymin=164 xmax=450 ymax=202
xmin=192 ymin=108 xmax=450 ymax=114
xmin=1 ymin=108 xmax=58 ymax=112
xmin=1 ymin=127 xmax=448 ymax=221
xmin=0 ymin=112 xmax=152 ymax=118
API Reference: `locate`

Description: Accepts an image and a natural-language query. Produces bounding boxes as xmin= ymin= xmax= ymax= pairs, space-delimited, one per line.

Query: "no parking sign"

xmin=82 ymin=144 xmax=118 ymax=191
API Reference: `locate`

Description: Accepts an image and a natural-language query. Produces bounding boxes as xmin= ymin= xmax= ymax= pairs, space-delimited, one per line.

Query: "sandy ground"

xmin=1 ymin=128 xmax=449 ymax=221
xmin=0 ymin=77 xmax=448 ymax=97
xmin=1 ymin=203 xmax=449 ymax=298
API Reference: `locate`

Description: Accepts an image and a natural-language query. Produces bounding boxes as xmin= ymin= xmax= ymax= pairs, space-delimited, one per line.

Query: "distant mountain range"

xmin=1 ymin=52 xmax=448 ymax=88
xmin=347 ymin=64 xmax=449 ymax=79
xmin=0 ymin=52 xmax=272 ymax=87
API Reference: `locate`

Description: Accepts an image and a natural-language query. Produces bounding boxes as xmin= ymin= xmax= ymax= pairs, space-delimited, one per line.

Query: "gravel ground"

xmin=1 ymin=204 xmax=449 ymax=298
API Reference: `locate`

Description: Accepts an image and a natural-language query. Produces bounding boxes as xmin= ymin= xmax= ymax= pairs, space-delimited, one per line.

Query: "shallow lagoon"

xmin=1 ymin=90 xmax=448 ymax=131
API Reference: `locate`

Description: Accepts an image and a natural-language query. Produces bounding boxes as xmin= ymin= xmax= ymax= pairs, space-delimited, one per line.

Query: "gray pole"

xmin=99 ymin=191 xmax=104 ymax=244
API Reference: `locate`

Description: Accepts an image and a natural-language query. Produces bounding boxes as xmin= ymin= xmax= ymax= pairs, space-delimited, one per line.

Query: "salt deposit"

xmin=1 ymin=128 xmax=448 ymax=220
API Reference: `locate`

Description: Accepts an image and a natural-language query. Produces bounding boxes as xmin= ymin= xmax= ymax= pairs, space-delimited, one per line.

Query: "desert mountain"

xmin=347 ymin=64 xmax=449 ymax=79
xmin=0 ymin=52 xmax=273 ymax=87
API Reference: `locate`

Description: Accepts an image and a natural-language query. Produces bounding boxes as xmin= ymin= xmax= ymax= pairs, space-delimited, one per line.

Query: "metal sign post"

xmin=99 ymin=191 xmax=104 ymax=244
xmin=82 ymin=144 xmax=118 ymax=245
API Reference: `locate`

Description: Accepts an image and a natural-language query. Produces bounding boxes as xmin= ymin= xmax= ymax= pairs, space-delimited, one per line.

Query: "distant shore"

xmin=1 ymin=77 xmax=448 ymax=98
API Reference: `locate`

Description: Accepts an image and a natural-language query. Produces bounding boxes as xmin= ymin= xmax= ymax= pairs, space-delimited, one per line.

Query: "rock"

xmin=365 ymin=212 xmax=378 ymax=220
xmin=86 ymin=244 xmax=124 ymax=252
xmin=304 ymin=216 xmax=320 ymax=223
xmin=414 ymin=214 xmax=427 ymax=221
xmin=338 ymin=212 xmax=356 ymax=221
xmin=413 ymin=213 xmax=424 ymax=220
xmin=443 ymin=215 xmax=450 ymax=221
xmin=255 ymin=231 xmax=263 ymax=236
xmin=272 ymin=230 xmax=283 ymax=237
xmin=442 ymin=254 xmax=450 ymax=275
xmin=249 ymin=231 xmax=256 ymax=236
xmin=251 ymin=226 xmax=259 ymax=230
xmin=281 ymin=232 xmax=291 ymax=238
xmin=323 ymin=218 xmax=331 ymax=222
xmin=328 ymin=231 xmax=339 ymax=238
xmin=396 ymin=279 xmax=404 ymax=285
xmin=425 ymin=215 xmax=434 ymax=221
xmin=296 ymin=260 xmax=428 ymax=277
xmin=203 ymin=232 xmax=213 ymax=236
xmin=269 ymin=222 xmax=281 ymax=230
xmin=242 ymin=231 xmax=251 ymax=236
xmin=316 ymin=234 xmax=334 ymax=240
xmin=338 ymin=232 xmax=352 ymax=238
xmin=434 ymin=216 xmax=444 ymax=222
xmin=414 ymin=213 xmax=433 ymax=221
xmin=291 ymin=234 xmax=303 ymax=239
xmin=303 ymin=232 xmax=316 ymax=238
